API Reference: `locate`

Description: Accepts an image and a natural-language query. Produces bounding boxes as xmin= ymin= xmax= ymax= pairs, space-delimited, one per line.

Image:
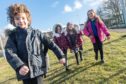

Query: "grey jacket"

xmin=5 ymin=27 xmax=64 ymax=80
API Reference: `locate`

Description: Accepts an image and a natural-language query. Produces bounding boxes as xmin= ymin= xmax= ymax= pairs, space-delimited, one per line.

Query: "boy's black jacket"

xmin=5 ymin=27 xmax=64 ymax=80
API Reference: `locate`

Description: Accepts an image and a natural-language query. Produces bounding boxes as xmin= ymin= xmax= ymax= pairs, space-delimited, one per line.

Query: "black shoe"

xmin=95 ymin=55 xmax=98 ymax=61
xmin=80 ymin=58 xmax=83 ymax=61
xmin=66 ymin=68 xmax=70 ymax=71
xmin=77 ymin=62 xmax=80 ymax=65
xmin=101 ymin=60 xmax=104 ymax=63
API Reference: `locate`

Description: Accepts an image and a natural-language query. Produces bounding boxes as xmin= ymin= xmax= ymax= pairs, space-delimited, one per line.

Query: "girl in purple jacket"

xmin=83 ymin=9 xmax=110 ymax=63
xmin=53 ymin=24 xmax=69 ymax=71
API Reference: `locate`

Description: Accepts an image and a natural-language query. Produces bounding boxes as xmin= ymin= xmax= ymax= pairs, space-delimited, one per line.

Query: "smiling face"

xmin=14 ymin=13 xmax=29 ymax=29
xmin=67 ymin=23 xmax=74 ymax=30
xmin=57 ymin=27 xmax=62 ymax=33
xmin=87 ymin=10 xmax=96 ymax=20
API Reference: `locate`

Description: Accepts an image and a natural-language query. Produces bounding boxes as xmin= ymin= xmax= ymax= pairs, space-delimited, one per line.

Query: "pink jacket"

xmin=83 ymin=21 xmax=110 ymax=43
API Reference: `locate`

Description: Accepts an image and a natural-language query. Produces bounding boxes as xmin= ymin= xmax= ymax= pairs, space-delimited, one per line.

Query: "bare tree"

xmin=97 ymin=0 xmax=125 ymax=28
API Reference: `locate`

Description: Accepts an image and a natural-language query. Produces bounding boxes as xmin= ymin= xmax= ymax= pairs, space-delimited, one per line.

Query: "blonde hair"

xmin=85 ymin=9 xmax=103 ymax=27
xmin=7 ymin=3 xmax=31 ymax=26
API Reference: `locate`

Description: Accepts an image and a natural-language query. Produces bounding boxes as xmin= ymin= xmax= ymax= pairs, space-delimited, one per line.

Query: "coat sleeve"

xmin=53 ymin=37 xmax=58 ymax=45
xmin=100 ymin=22 xmax=110 ymax=36
xmin=4 ymin=36 xmax=24 ymax=70
xmin=40 ymin=33 xmax=64 ymax=60
xmin=83 ymin=26 xmax=90 ymax=37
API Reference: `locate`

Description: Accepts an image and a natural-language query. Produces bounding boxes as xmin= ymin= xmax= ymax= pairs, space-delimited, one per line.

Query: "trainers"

xmin=101 ymin=60 xmax=104 ymax=63
xmin=66 ymin=68 xmax=70 ymax=71
xmin=95 ymin=55 xmax=98 ymax=61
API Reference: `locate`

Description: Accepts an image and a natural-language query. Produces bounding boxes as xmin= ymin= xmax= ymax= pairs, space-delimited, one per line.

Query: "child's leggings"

xmin=93 ymin=36 xmax=103 ymax=60
xmin=23 ymin=76 xmax=43 ymax=84
xmin=63 ymin=49 xmax=68 ymax=69
xmin=74 ymin=47 xmax=83 ymax=65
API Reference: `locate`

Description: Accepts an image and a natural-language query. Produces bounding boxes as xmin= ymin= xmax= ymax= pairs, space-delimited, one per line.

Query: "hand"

xmin=70 ymin=49 xmax=73 ymax=53
xmin=76 ymin=44 xmax=79 ymax=47
xmin=19 ymin=65 xmax=29 ymax=76
xmin=59 ymin=58 xmax=66 ymax=64
xmin=89 ymin=35 xmax=93 ymax=39
xmin=107 ymin=36 xmax=110 ymax=40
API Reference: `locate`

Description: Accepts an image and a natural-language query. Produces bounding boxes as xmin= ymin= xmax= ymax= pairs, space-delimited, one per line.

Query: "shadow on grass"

xmin=99 ymin=67 xmax=126 ymax=83
xmin=47 ymin=62 xmax=77 ymax=77
xmin=51 ymin=34 xmax=126 ymax=66
xmin=48 ymin=62 xmax=102 ymax=84
xmin=1 ymin=35 xmax=126 ymax=83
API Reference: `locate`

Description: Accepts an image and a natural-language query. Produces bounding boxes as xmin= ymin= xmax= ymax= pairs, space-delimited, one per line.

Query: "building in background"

xmin=97 ymin=0 xmax=126 ymax=28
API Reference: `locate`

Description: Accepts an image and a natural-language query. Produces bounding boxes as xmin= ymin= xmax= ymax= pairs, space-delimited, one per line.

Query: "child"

xmin=83 ymin=9 xmax=110 ymax=63
xmin=66 ymin=22 xmax=83 ymax=65
xmin=5 ymin=3 xmax=65 ymax=84
xmin=53 ymin=24 xmax=69 ymax=71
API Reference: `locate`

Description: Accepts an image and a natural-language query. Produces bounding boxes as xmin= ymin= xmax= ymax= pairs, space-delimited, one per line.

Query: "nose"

xmin=19 ymin=18 xmax=23 ymax=23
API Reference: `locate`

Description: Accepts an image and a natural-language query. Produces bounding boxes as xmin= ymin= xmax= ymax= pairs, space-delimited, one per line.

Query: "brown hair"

xmin=85 ymin=9 xmax=103 ymax=28
xmin=66 ymin=22 xmax=77 ymax=34
xmin=7 ymin=3 xmax=31 ymax=26
xmin=55 ymin=24 xmax=62 ymax=33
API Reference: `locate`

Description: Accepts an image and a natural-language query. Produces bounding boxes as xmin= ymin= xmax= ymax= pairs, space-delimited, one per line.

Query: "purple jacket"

xmin=83 ymin=20 xmax=110 ymax=43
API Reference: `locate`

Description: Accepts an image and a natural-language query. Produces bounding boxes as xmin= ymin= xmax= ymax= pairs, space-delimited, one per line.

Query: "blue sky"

xmin=0 ymin=0 xmax=105 ymax=32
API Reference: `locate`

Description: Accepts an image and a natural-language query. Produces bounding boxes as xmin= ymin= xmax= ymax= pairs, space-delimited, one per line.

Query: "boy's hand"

xmin=59 ymin=58 xmax=66 ymax=64
xmin=19 ymin=65 xmax=29 ymax=76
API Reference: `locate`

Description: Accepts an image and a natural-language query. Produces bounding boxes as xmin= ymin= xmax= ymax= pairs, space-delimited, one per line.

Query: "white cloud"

xmin=63 ymin=0 xmax=83 ymax=13
xmin=63 ymin=0 xmax=107 ymax=13
xmin=87 ymin=0 xmax=107 ymax=7
xmin=51 ymin=1 xmax=59 ymax=8
xmin=74 ymin=0 xmax=82 ymax=9
xmin=64 ymin=5 xmax=72 ymax=13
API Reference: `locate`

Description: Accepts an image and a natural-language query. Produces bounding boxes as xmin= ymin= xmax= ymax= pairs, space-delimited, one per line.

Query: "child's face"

xmin=88 ymin=11 xmax=95 ymax=20
xmin=14 ymin=13 xmax=29 ymax=29
xmin=57 ymin=27 xmax=62 ymax=33
xmin=68 ymin=24 xmax=74 ymax=30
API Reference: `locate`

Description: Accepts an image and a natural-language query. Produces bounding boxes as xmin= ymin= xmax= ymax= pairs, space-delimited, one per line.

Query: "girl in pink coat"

xmin=83 ymin=9 xmax=110 ymax=63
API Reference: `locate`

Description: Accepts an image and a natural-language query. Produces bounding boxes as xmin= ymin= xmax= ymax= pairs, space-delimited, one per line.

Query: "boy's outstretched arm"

xmin=40 ymin=33 xmax=65 ymax=64
xmin=5 ymin=36 xmax=25 ymax=70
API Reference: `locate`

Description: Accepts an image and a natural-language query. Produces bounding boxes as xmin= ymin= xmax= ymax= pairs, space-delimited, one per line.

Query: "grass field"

xmin=0 ymin=31 xmax=126 ymax=84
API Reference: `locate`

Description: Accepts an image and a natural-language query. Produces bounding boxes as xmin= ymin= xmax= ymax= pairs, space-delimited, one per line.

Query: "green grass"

xmin=0 ymin=32 xmax=126 ymax=84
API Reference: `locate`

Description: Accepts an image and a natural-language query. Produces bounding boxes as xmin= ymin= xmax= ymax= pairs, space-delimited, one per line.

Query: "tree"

xmin=97 ymin=0 xmax=125 ymax=28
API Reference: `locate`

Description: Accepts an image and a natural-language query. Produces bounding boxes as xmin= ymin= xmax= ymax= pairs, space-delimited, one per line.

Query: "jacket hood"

xmin=53 ymin=24 xmax=64 ymax=37
xmin=4 ymin=28 xmax=16 ymax=37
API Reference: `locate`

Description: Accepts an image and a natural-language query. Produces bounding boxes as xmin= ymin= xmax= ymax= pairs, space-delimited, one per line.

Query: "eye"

xmin=14 ymin=17 xmax=20 ymax=20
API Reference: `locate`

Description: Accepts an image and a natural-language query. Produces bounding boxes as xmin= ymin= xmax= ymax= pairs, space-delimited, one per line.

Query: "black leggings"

xmin=73 ymin=46 xmax=83 ymax=65
xmin=23 ymin=76 xmax=43 ymax=84
xmin=93 ymin=36 xmax=103 ymax=60
xmin=63 ymin=49 xmax=68 ymax=69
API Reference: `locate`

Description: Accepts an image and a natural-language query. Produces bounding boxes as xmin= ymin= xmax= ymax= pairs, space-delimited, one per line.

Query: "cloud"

xmin=87 ymin=0 xmax=108 ymax=7
xmin=74 ymin=0 xmax=82 ymax=9
xmin=63 ymin=0 xmax=108 ymax=13
xmin=51 ymin=1 xmax=59 ymax=8
xmin=63 ymin=0 xmax=83 ymax=13
xmin=64 ymin=5 xmax=72 ymax=13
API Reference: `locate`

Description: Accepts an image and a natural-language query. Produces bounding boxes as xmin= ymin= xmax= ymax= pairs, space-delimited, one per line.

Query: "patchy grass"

xmin=0 ymin=32 xmax=126 ymax=84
